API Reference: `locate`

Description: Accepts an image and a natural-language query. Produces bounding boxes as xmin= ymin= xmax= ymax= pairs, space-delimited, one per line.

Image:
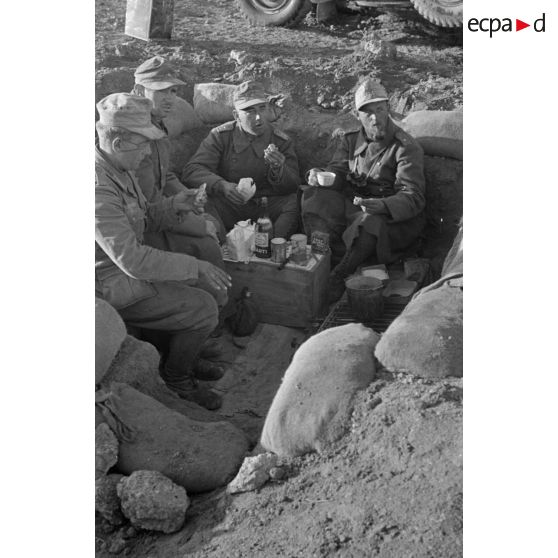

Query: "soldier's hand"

xmin=172 ymin=189 xmax=199 ymax=213
xmin=198 ymin=261 xmax=232 ymax=291
xmin=360 ymin=198 xmax=388 ymax=215
xmin=306 ymin=168 xmax=320 ymax=187
xmin=264 ymin=149 xmax=285 ymax=169
xmin=220 ymin=181 xmax=246 ymax=205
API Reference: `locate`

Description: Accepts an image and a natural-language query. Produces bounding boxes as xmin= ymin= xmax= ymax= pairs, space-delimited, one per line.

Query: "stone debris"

xmin=96 ymin=423 xmax=119 ymax=479
xmin=227 ymin=453 xmax=279 ymax=494
xmin=96 ymin=474 xmax=126 ymax=526
xmin=117 ymin=470 xmax=190 ymax=534
xmin=95 ymin=297 xmax=127 ymax=384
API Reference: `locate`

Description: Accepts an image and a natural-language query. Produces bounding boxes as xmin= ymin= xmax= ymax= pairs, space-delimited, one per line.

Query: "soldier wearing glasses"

xmin=95 ymin=93 xmax=231 ymax=410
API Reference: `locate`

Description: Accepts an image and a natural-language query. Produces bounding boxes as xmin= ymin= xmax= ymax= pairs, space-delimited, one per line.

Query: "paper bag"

xmin=226 ymin=220 xmax=255 ymax=262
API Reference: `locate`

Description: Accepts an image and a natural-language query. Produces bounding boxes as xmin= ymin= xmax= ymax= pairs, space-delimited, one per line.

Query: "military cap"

xmin=134 ymin=56 xmax=186 ymax=90
xmin=233 ymin=80 xmax=269 ymax=110
xmin=354 ymin=78 xmax=389 ymax=111
xmin=96 ymin=93 xmax=166 ymax=140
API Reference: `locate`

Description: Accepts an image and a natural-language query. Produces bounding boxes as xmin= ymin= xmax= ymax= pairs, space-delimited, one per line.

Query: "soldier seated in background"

xmin=302 ymin=78 xmax=426 ymax=302
xmin=182 ymin=80 xmax=300 ymax=240
xmin=131 ymin=57 xmax=229 ymax=317
xmin=95 ymin=93 xmax=232 ymax=410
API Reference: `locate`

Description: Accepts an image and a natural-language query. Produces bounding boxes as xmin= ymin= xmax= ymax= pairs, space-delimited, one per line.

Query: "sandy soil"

xmin=95 ymin=2 xmax=463 ymax=556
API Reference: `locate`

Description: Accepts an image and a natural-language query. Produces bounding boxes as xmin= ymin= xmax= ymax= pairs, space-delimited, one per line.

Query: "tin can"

xmin=271 ymin=237 xmax=287 ymax=263
xmin=311 ymin=231 xmax=330 ymax=254
xmin=290 ymin=233 xmax=308 ymax=265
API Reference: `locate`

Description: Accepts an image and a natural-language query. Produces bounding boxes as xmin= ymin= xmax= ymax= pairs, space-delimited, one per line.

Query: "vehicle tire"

xmin=236 ymin=0 xmax=313 ymax=27
xmin=410 ymin=0 xmax=463 ymax=28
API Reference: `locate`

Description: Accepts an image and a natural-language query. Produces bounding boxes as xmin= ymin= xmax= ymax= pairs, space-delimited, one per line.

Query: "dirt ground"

xmin=95 ymin=1 xmax=463 ymax=556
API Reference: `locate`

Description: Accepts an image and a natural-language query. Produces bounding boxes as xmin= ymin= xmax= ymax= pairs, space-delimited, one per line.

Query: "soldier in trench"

xmin=95 ymin=93 xmax=231 ymax=410
xmin=301 ymin=78 xmax=426 ymax=302
xmin=182 ymin=80 xmax=301 ymax=240
xmin=130 ymin=56 xmax=234 ymax=352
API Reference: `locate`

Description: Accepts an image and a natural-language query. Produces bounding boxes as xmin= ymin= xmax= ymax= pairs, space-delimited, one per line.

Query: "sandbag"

xmin=95 ymin=298 xmax=127 ymax=384
xmin=260 ymin=323 xmax=379 ymax=457
xmin=193 ymin=83 xmax=236 ymax=125
xmin=97 ymin=382 xmax=249 ymax=493
xmin=375 ymin=282 xmax=462 ymax=378
xmin=163 ymin=96 xmax=203 ymax=138
xmin=401 ymin=110 xmax=463 ymax=160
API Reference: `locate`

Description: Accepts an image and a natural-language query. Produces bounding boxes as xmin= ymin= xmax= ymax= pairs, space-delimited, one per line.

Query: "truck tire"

xmin=410 ymin=0 xmax=463 ymax=28
xmin=236 ymin=0 xmax=313 ymax=27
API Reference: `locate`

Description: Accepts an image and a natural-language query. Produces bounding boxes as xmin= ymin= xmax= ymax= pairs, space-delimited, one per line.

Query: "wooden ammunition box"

xmin=125 ymin=0 xmax=174 ymax=41
xmin=224 ymin=252 xmax=331 ymax=328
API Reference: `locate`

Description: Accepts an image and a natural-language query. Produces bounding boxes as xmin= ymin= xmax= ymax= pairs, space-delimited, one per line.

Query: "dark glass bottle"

xmin=254 ymin=197 xmax=273 ymax=258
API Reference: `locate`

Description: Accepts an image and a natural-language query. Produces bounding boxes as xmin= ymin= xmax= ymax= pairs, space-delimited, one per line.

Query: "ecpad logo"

xmin=468 ymin=13 xmax=546 ymax=37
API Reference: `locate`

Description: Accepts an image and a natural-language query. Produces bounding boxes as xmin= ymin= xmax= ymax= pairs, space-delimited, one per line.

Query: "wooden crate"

xmin=224 ymin=252 xmax=331 ymax=328
xmin=125 ymin=0 xmax=174 ymax=41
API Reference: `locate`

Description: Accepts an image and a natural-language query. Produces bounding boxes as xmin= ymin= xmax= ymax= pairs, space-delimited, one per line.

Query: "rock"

xmin=362 ymin=38 xmax=397 ymax=59
xmin=227 ymin=453 xmax=279 ymax=494
xmin=108 ymin=535 xmax=127 ymax=554
xmin=117 ymin=470 xmax=189 ymax=534
xmin=101 ymin=383 xmax=249 ymax=493
xmin=95 ymin=474 xmax=126 ymax=525
xmin=269 ymin=467 xmax=285 ymax=480
xmin=100 ymin=335 xmax=222 ymax=423
xmin=96 ymin=423 xmax=119 ymax=479
xmin=193 ymin=82 xmax=236 ymax=124
xmin=95 ymin=298 xmax=127 ymax=385
xmin=260 ymin=323 xmax=379 ymax=457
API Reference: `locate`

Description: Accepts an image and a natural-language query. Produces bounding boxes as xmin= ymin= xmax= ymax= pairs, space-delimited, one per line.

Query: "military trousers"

xmin=208 ymin=192 xmax=299 ymax=240
xmin=117 ymin=281 xmax=219 ymax=378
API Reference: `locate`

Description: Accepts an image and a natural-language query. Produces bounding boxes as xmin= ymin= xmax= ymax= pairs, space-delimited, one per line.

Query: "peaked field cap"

xmin=134 ymin=56 xmax=186 ymax=90
xmin=233 ymin=80 xmax=269 ymax=110
xmin=355 ymin=78 xmax=389 ymax=110
xmin=96 ymin=93 xmax=166 ymax=140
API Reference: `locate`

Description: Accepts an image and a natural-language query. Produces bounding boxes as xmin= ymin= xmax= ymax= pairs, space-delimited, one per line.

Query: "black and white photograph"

xmin=93 ymin=1 xmax=463 ymax=556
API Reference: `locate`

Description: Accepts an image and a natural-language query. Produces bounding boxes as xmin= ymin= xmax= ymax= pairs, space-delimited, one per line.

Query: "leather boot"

xmin=162 ymin=372 xmax=223 ymax=410
xmin=192 ymin=357 xmax=225 ymax=381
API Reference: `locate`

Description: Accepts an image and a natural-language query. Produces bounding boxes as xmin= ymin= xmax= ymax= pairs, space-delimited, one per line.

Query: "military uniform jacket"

xmin=326 ymin=118 xmax=425 ymax=222
xmin=182 ymin=121 xmax=300 ymax=197
xmin=95 ymin=147 xmax=199 ymax=309
xmin=134 ymin=118 xmax=207 ymax=237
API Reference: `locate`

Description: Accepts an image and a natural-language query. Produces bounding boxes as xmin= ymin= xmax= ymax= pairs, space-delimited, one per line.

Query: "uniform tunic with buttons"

xmin=301 ymin=118 xmax=426 ymax=263
xmin=182 ymin=121 xmax=301 ymax=238
xmin=95 ymin=147 xmax=201 ymax=309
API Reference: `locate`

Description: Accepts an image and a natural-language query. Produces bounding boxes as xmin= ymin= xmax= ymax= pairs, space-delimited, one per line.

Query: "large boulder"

xmin=261 ymin=323 xmax=379 ymax=457
xmin=99 ymin=335 xmax=223 ymax=423
xmin=193 ymin=83 xmax=237 ymax=125
xmin=95 ymin=298 xmax=127 ymax=385
xmin=117 ymin=470 xmax=189 ymax=534
xmin=98 ymin=382 xmax=249 ymax=493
